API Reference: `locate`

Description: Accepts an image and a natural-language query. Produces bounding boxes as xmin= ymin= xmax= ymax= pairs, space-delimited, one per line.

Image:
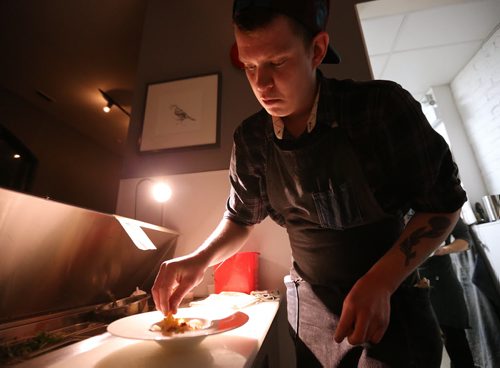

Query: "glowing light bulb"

xmin=152 ymin=182 xmax=172 ymax=203
xmin=103 ymin=105 xmax=111 ymax=113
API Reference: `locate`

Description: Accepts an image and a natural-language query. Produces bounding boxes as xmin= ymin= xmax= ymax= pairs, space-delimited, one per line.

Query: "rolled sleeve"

xmin=223 ymin=125 xmax=268 ymax=226
xmin=410 ymin=147 xmax=467 ymax=213
xmin=382 ymin=85 xmax=467 ymax=213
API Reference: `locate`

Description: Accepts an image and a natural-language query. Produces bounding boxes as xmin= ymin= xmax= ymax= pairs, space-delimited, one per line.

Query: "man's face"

xmin=235 ymin=16 xmax=319 ymax=122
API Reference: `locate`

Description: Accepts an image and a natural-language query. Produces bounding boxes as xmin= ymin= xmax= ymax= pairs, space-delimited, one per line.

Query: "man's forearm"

xmin=192 ymin=218 xmax=254 ymax=267
xmin=363 ymin=210 xmax=460 ymax=293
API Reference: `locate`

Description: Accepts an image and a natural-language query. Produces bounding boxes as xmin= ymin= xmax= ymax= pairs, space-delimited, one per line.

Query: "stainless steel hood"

xmin=0 ymin=187 xmax=178 ymax=324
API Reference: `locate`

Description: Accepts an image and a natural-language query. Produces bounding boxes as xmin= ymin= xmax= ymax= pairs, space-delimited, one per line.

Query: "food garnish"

xmin=0 ymin=331 xmax=63 ymax=363
xmin=151 ymin=312 xmax=203 ymax=336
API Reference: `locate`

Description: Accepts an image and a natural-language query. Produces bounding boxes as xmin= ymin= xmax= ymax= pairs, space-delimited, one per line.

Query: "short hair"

xmin=233 ymin=7 xmax=314 ymax=50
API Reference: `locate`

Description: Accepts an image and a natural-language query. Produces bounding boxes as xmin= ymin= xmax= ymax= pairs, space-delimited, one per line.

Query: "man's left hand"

xmin=333 ymin=276 xmax=392 ymax=345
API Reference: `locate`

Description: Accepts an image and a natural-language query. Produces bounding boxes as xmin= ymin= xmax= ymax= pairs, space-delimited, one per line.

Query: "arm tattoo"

xmin=399 ymin=216 xmax=451 ymax=266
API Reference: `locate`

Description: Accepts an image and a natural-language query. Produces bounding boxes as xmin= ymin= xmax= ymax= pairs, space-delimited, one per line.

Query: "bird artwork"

xmin=170 ymin=104 xmax=196 ymax=123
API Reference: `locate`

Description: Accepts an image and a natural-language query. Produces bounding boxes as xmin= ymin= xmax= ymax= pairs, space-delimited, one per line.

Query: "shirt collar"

xmin=271 ymin=86 xmax=321 ymax=140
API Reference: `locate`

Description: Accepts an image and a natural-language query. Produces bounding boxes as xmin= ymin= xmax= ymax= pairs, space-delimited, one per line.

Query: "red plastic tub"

xmin=214 ymin=251 xmax=260 ymax=294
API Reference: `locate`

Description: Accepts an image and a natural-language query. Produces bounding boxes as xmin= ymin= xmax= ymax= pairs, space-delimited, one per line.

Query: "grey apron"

xmin=266 ymin=125 xmax=443 ymax=367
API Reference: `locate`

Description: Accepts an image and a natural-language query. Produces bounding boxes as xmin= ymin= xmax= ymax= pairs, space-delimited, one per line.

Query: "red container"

xmin=214 ymin=252 xmax=260 ymax=294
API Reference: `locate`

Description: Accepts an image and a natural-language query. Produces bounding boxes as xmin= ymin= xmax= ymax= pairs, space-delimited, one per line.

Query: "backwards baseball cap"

xmin=233 ymin=0 xmax=341 ymax=64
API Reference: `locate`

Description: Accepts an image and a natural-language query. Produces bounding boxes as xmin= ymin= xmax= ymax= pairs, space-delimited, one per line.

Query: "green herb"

xmin=0 ymin=331 xmax=63 ymax=362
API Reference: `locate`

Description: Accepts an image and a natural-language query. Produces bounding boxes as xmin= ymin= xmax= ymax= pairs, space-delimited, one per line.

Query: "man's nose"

xmin=255 ymin=67 xmax=273 ymax=92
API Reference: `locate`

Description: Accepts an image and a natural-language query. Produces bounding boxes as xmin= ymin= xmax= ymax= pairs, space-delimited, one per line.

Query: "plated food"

xmin=107 ymin=310 xmax=249 ymax=349
xmin=149 ymin=312 xmax=206 ymax=336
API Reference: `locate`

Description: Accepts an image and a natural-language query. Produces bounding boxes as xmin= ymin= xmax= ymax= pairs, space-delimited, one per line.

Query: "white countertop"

xmin=15 ymin=299 xmax=280 ymax=368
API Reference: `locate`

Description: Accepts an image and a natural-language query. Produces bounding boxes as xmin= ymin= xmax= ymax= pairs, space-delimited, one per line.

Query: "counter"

xmin=13 ymin=300 xmax=280 ymax=368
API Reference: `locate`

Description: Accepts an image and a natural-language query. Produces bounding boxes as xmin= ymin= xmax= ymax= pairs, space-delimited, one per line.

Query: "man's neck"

xmin=282 ymin=114 xmax=309 ymax=138
xmin=282 ymin=80 xmax=319 ymax=138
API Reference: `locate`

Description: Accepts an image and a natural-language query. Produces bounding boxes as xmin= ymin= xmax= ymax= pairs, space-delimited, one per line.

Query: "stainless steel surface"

xmin=0 ymin=187 xmax=178 ymax=324
xmin=0 ymin=297 xmax=156 ymax=365
xmin=94 ymin=294 xmax=150 ymax=319
xmin=0 ymin=305 xmax=99 ymax=341
xmin=482 ymin=194 xmax=500 ymax=222
xmin=0 ymin=305 xmax=107 ymax=365
xmin=7 ymin=329 xmax=115 ymax=368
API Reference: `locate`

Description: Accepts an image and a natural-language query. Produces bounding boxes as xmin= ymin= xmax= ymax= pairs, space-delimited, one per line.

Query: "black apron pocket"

xmin=312 ymin=182 xmax=364 ymax=230
xmin=369 ymin=284 xmax=443 ymax=368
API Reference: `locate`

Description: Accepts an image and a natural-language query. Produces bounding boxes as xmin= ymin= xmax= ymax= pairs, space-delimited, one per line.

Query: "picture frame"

xmin=139 ymin=73 xmax=220 ymax=152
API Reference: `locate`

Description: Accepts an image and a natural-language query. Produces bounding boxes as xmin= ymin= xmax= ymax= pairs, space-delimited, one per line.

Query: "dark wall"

xmin=121 ymin=0 xmax=373 ymax=179
xmin=0 ymin=88 xmax=122 ymax=213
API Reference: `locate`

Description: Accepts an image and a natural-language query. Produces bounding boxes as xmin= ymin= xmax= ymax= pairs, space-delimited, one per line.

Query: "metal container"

xmin=94 ymin=294 xmax=150 ymax=320
xmin=482 ymin=194 xmax=500 ymax=222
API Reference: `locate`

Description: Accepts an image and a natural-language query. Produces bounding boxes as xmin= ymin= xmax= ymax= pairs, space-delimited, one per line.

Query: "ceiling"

xmin=357 ymin=0 xmax=500 ymax=101
xmin=0 ymin=0 xmax=147 ymax=155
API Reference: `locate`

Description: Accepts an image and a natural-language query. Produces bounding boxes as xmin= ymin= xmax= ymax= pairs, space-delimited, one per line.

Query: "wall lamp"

xmin=98 ymin=88 xmax=131 ymax=117
xmin=134 ymin=178 xmax=173 ymax=226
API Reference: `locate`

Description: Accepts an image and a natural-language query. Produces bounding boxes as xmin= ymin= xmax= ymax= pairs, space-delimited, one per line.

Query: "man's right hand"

xmin=152 ymin=253 xmax=209 ymax=315
xmin=152 ymin=218 xmax=253 ymax=315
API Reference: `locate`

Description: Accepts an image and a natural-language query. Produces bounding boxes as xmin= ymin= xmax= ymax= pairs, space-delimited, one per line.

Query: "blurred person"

xmin=419 ymin=217 xmax=476 ymax=368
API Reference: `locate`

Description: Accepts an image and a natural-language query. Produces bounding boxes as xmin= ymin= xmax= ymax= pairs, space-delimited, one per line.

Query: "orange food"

xmin=156 ymin=313 xmax=195 ymax=336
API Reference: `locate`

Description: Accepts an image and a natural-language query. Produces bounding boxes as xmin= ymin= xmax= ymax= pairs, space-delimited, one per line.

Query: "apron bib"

xmin=266 ymin=124 xmax=402 ymax=289
xmin=265 ymin=124 xmax=442 ymax=367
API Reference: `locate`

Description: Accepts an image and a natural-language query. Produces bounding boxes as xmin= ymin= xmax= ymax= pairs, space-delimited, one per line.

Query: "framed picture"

xmin=139 ymin=73 xmax=220 ymax=152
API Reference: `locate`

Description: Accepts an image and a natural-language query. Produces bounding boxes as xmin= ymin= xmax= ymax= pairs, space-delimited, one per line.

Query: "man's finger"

xmin=347 ymin=315 xmax=369 ymax=346
xmin=368 ymin=323 xmax=387 ymax=344
xmin=152 ymin=286 xmax=160 ymax=312
xmin=169 ymin=283 xmax=193 ymax=314
xmin=369 ymin=329 xmax=384 ymax=345
xmin=334 ymin=308 xmax=354 ymax=343
xmin=152 ymin=264 xmax=176 ymax=314
xmin=159 ymin=286 xmax=174 ymax=315
xmin=151 ymin=271 xmax=165 ymax=313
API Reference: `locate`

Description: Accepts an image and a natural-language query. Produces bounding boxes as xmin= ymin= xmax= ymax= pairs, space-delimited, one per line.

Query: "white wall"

xmin=116 ymin=170 xmax=291 ymax=297
xmin=451 ymin=27 xmax=500 ymax=196
xmin=431 ymin=85 xmax=487 ymax=204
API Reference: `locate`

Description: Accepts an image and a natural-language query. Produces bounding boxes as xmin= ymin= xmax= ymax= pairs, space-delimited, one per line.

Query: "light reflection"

xmin=115 ymin=216 xmax=157 ymax=251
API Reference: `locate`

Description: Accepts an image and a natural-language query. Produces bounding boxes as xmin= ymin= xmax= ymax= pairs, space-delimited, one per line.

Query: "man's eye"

xmin=271 ymin=60 xmax=286 ymax=67
xmin=244 ymin=65 xmax=256 ymax=71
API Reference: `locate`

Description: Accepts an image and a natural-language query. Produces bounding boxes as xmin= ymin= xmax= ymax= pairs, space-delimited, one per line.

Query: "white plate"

xmin=107 ymin=309 xmax=249 ymax=349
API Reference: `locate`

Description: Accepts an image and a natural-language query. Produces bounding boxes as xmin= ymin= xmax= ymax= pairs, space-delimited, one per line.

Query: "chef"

xmin=152 ymin=0 xmax=467 ymax=366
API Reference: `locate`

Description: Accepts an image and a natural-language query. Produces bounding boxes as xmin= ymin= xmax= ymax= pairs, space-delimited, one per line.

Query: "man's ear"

xmin=311 ymin=31 xmax=329 ymax=67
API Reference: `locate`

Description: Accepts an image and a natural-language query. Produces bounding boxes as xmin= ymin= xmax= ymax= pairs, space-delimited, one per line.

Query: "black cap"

xmin=233 ymin=0 xmax=340 ymax=64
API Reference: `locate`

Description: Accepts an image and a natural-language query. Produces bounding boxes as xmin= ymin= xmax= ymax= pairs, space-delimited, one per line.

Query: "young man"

xmin=152 ymin=0 xmax=467 ymax=366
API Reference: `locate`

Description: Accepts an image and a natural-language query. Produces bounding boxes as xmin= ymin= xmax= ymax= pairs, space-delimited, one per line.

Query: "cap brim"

xmin=322 ymin=45 xmax=341 ymax=64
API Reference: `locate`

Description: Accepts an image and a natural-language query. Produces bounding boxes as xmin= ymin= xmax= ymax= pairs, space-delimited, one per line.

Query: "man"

xmin=152 ymin=0 xmax=466 ymax=366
